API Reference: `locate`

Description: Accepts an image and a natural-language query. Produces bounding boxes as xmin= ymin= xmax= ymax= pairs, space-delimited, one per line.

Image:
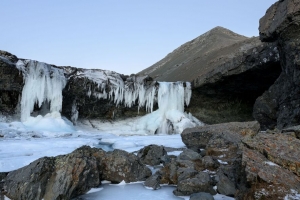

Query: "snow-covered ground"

xmin=0 ymin=115 xmax=234 ymax=200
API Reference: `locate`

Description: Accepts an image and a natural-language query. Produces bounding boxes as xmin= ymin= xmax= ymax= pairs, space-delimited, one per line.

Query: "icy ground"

xmin=0 ymin=114 xmax=236 ymax=200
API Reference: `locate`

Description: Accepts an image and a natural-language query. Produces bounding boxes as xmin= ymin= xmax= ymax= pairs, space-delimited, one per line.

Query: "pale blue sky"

xmin=1 ymin=0 xmax=277 ymax=74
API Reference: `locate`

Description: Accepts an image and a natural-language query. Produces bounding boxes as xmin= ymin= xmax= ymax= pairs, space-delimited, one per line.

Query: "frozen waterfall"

xmin=17 ymin=60 xmax=66 ymax=122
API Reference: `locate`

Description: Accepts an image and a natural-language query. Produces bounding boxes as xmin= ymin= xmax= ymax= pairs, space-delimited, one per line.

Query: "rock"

xmin=242 ymin=147 xmax=300 ymax=199
xmin=178 ymin=149 xmax=202 ymax=161
xmin=4 ymin=146 xmax=101 ymax=200
xmin=101 ymin=149 xmax=152 ymax=183
xmin=144 ymin=172 xmax=161 ymax=190
xmin=253 ymin=0 xmax=300 ymax=129
xmin=181 ymin=121 xmax=260 ymax=151
xmin=189 ymin=192 xmax=214 ymax=200
xmin=0 ymin=51 xmax=23 ymax=115
xmin=216 ymin=172 xmax=236 ymax=197
xmin=137 ymin=144 xmax=167 ymax=166
xmin=243 ymin=132 xmax=300 ymax=176
xmin=201 ymin=156 xmax=220 ymax=170
xmin=159 ymin=157 xmax=178 ymax=185
xmin=282 ymin=125 xmax=300 ymax=139
xmin=173 ymin=172 xmax=216 ymax=196
xmin=177 ymin=168 xmax=199 ymax=182
xmin=3 ymin=146 xmax=152 ymax=199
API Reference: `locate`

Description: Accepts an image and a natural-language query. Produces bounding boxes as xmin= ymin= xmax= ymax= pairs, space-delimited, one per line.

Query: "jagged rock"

xmin=159 ymin=157 xmax=178 ymax=185
xmin=242 ymin=147 xmax=300 ymax=199
xmin=253 ymin=0 xmax=300 ymax=129
xmin=215 ymin=172 xmax=236 ymax=197
xmin=144 ymin=172 xmax=161 ymax=190
xmin=190 ymin=192 xmax=214 ymax=200
xmin=181 ymin=121 xmax=260 ymax=151
xmin=2 ymin=146 xmax=152 ymax=199
xmin=0 ymin=51 xmax=23 ymax=115
xmin=177 ymin=168 xmax=199 ymax=182
xmin=242 ymin=132 xmax=300 ymax=176
xmin=100 ymin=149 xmax=152 ymax=183
xmin=137 ymin=144 xmax=167 ymax=166
xmin=173 ymin=172 xmax=216 ymax=196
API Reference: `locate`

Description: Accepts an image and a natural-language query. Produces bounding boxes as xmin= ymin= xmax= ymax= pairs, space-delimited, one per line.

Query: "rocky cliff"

xmin=253 ymin=0 xmax=300 ymax=130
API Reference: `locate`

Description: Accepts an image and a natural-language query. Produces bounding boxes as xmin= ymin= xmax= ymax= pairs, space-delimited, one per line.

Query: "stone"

xmin=201 ymin=156 xmax=220 ymax=170
xmin=178 ymin=149 xmax=202 ymax=161
xmin=3 ymin=146 xmax=152 ymax=199
xmin=173 ymin=172 xmax=216 ymax=196
xmin=242 ymin=147 xmax=300 ymax=199
xmin=216 ymin=172 xmax=236 ymax=197
xmin=137 ymin=144 xmax=167 ymax=166
xmin=189 ymin=192 xmax=214 ymax=200
xmin=100 ymin=149 xmax=152 ymax=183
xmin=243 ymin=132 xmax=300 ymax=176
xmin=177 ymin=168 xmax=199 ymax=182
xmin=144 ymin=172 xmax=161 ymax=190
xmin=254 ymin=0 xmax=300 ymax=129
xmin=181 ymin=121 xmax=260 ymax=151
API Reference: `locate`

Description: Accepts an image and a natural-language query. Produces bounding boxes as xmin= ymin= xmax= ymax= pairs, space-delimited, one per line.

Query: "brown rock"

xmin=243 ymin=132 xmax=300 ymax=176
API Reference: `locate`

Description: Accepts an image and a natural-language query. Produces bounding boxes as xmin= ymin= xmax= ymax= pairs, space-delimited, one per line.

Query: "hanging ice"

xmin=18 ymin=60 xmax=66 ymax=122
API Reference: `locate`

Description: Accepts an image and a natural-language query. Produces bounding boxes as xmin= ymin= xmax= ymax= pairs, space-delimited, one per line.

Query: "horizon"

xmin=1 ymin=0 xmax=277 ymax=75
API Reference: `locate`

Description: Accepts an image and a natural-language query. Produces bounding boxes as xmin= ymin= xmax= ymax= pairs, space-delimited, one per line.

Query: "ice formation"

xmin=74 ymin=70 xmax=202 ymax=134
xmin=17 ymin=60 xmax=66 ymax=122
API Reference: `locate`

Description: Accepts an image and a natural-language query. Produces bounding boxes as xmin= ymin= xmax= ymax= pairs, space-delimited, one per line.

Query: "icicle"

xmin=71 ymin=100 xmax=79 ymax=125
xmin=20 ymin=60 xmax=66 ymax=122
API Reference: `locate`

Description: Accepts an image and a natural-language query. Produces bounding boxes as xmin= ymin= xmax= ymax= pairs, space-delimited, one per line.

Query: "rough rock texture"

xmin=137 ymin=145 xmax=167 ymax=166
xmin=243 ymin=132 xmax=300 ymax=176
xmin=253 ymin=0 xmax=300 ymax=129
xmin=173 ymin=172 xmax=216 ymax=196
xmin=144 ymin=172 xmax=161 ymax=190
xmin=242 ymin=147 xmax=300 ymax=199
xmin=139 ymin=27 xmax=281 ymax=125
xmin=181 ymin=121 xmax=260 ymax=151
xmin=0 ymin=51 xmax=23 ymax=115
xmin=180 ymin=122 xmax=300 ymax=199
xmin=100 ymin=149 xmax=152 ymax=183
xmin=2 ymin=146 xmax=151 ymax=200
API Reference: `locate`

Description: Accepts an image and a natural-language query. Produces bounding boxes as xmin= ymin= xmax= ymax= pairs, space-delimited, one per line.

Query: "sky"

xmin=1 ymin=0 xmax=277 ymax=75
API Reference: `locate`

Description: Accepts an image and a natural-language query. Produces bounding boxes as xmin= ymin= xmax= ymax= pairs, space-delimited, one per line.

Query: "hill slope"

xmin=138 ymin=26 xmax=257 ymax=82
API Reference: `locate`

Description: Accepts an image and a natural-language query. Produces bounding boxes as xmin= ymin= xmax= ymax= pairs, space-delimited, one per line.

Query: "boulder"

xmin=181 ymin=121 xmax=260 ymax=151
xmin=243 ymin=132 xmax=300 ymax=176
xmin=253 ymin=0 xmax=300 ymax=129
xmin=178 ymin=149 xmax=202 ymax=161
xmin=173 ymin=172 xmax=216 ymax=196
xmin=100 ymin=149 xmax=152 ymax=183
xmin=215 ymin=172 xmax=236 ymax=197
xmin=2 ymin=146 xmax=152 ymax=199
xmin=144 ymin=172 xmax=161 ymax=190
xmin=137 ymin=144 xmax=167 ymax=166
xmin=242 ymin=147 xmax=300 ymax=199
xmin=201 ymin=156 xmax=220 ymax=170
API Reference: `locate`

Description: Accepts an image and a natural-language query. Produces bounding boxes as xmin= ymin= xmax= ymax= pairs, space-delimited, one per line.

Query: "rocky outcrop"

xmin=181 ymin=122 xmax=300 ymax=199
xmin=0 ymin=51 xmax=23 ymax=115
xmin=253 ymin=0 xmax=300 ymax=130
xmin=2 ymin=146 xmax=151 ymax=200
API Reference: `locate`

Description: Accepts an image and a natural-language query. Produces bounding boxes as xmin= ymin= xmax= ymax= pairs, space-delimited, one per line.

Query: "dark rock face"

xmin=2 ymin=146 xmax=151 ymax=200
xmin=0 ymin=51 xmax=23 ymax=115
xmin=253 ymin=0 xmax=300 ymax=130
xmin=137 ymin=144 xmax=167 ymax=166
